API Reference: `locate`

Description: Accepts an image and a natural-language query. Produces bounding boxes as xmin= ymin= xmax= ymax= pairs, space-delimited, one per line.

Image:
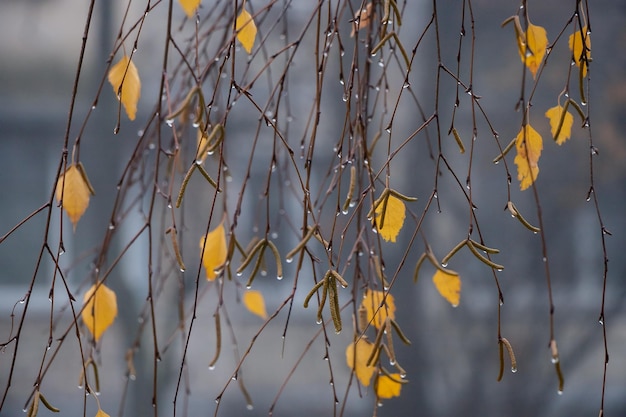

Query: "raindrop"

xmin=91 ymin=105 xmax=97 ymax=110
xmin=271 ymin=232 xmax=278 ymax=239
xmin=137 ymin=129 xmax=144 ymax=136
xmin=452 ymin=303 xmax=459 ymax=308
xmin=441 ymin=262 xmax=448 ymax=268
xmin=316 ymin=318 xmax=323 ymax=325
xmin=389 ymin=359 xmax=396 ymax=366
xmin=231 ymin=375 xmax=238 ymax=381
xmin=236 ymin=272 xmax=243 ymax=277
xmin=511 ymin=366 xmax=518 ymax=373
xmin=276 ymin=275 xmax=283 ymax=281
xmin=246 ymin=285 xmax=252 ymax=289
xmin=129 ymin=374 xmax=136 ymax=380
xmin=557 ymin=390 xmax=563 ymax=396
xmin=342 ymin=93 xmax=349 ymax=102
xmin=260 ymin=270 xmax=267 ymax=277
xmin=342 ymin=209 xmax=349 ymax=215
xmin=108 ymin=223 xmax=116 ymax=230
xmin=286 ymin=257 xmax=293 ymax=264
xmin=378 ymin=59 xmax=384 ymax=67
xmin=402 ymin=82 xmax=410 ymax=89
xmin=165 ymin=119 xmax=174 ymax=127
xmin=208 ymin=365 xmax=216 ymax=371
xmin=246 ymin=404 xmax=254 ymax=411
xmin=551 ymin=356 xmax=559 ymax=364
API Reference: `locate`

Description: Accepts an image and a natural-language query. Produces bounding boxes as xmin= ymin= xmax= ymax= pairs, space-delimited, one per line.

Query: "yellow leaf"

xmin=197 ymin=128 xmax=209 ymax=162
xmin=569 ymin=26 xmax=591 ymax=77
xmin=108 ymin=55 xmax=141 ymax=120
xmin=432 ymin=269 xmax=461 ymax=307
xmin=376 ymin=373 xmax=403 ymax=399
xmin=351 ymin=3 xmax=373 ymax=37
xmin=513 ymin=124 xmax=543 ymax=190
xmin=345 ymin=339 xmax=377 ymax=386
xmin=235 ymin=7 xmax=257 ymax=54
xmin=545 ymin=105 xmax=574 ymax=145
xmin=243 ymin=290 xmax=268 ymax=319
xmin=96 ymin=409 xmax=111 ymax=417
xmin=373 ymin=194 xmax=405 ymax=243
xmin=82 ymin=283 xmax=117 ymax=341
xmin=200 ymin=222 xmax=227 ymax=281
xmin=179 ymin=0 xmax=201 ymax=18
xmin=517 ymin=22 xmax=547 ymax=79
xmin=361 ymin=289 xmax=395 ymax=329
xmin=56 ymin=164 xmax=93 ymax=229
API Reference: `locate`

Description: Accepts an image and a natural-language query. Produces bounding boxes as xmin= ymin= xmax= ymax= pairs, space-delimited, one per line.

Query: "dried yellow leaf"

xmin=200 ymin=222 xmax=227 ymax=281
xmin=82 ymin=283 xmax=117 ymax=342
xmin=545 ymin=105 xmax=574 ymax=145
xmin=514 ymin=124 xmax=543 ymax=191
xmin=108 ymin=55 xmax=141 ymax=120
xmin=517 ymin=22 xmax=547 ymax=79
xmin=361 ymin=289 xmax=396 ymax=329
xmin=351 ymin=3 xmax=373 ymax=37
xmin=375 ymin=373 xmax=403 ymax=399
xmin=56 ymin=164 xmax=92 ymax=229
xmin=235 ymin=7 xmax=257 ymax=54
xmin=432 ymin=269 xmax=461 ymax=307
xmin=243 ymin=290 xmax=268 ymax=319
xmin=373 ymin=194 xmax=405 ymax=243
xmin=345 ymin=339 xmax=377 ymax=386
xmin=569 ymin=26 xmax=591 ymax=77
xmin=179 ymin=0 xmax=201 ymax=18
xmin=96 ymin=409 xmax=111 ymax=417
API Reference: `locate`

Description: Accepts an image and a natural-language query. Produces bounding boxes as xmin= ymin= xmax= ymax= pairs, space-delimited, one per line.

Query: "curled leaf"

xmin=513 ymin=124 xmax=543 ymax=190
xmin=375 ymin=373 xmax=403 ymax=399
xmin=200 ymin=222 xmax=228 ymax=281
xmin=545 ymin=105 xmax=574 ymax=145
xmin=516 ymin=21 xmax=547 ymax=78
xmin=179 ymin=0 xmax=201 ymax=18
xmin=82 ymin=283 xmax=118 ymax=341
xmin=96 ymin=409 xmax=111 ymax=417
xmin=108 ymin=55 xmax=141 ymax=120
xmin=373 ymin=194 xmax=405 ymax=243
xmin=346 ymin=339 xmax=377 ymax=386
xmin=243 ymin=290 xmax=268 ymax=319
xmin=56 ymin=164 xmax=93 ymax=229
xmin=432 ymin=269 xmax=461 ymax=307
xmin=361 ymin=289 xmax=396 ymax=329
xmin=569 ymin=26 xmax=591 ymax=77
xmin=235 ymin=7 xmax=257 ymax=54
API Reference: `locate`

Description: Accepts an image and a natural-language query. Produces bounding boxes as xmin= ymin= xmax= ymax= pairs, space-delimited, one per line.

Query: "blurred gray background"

xmin=1 ymin=0 xmax=625 ymax=416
